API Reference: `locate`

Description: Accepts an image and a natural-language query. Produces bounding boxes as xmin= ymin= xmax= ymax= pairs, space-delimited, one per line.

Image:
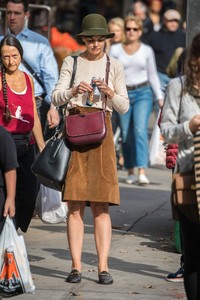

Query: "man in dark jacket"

xmin=148 ymin=9 xmax=185 ymax=101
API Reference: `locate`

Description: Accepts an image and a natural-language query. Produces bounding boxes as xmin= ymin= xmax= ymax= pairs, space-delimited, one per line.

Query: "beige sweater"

xmin=51 ymin=54 xmax=129 ymax=114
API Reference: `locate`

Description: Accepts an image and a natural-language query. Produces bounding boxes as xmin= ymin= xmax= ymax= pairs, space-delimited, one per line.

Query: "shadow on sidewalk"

xmin=29 ymin=247 xmax=170 ymax=281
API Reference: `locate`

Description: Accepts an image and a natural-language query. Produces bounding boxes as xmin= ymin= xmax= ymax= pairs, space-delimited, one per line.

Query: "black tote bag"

xmin=31 ymin=129 xmax=71 ymax=191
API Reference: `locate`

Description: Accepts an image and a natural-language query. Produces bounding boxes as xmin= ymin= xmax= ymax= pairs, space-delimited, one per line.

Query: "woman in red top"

xmin=0 ymin=35 xmax=45 ymax=232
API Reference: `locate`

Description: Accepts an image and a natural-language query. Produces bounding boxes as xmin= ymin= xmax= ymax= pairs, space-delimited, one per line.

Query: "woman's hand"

xmin=71 ymin=79 xmax=115 ymax=100
xmin=4 ymin=169 xmax=16 ymax=218
xmin=95 ymin=79 xmax=114 ymax=99
xmin=158 ymin=99 xmax=164 ymax=108
xmin=189 ymin=115 xmax=200 ymax=133
xmin=3 ymin=197 xmax=15 ymax=217
xmin=47 ymin=108 xmax=60 ymax=128
xmin=71 ymin=81 xmax=93 ymax=97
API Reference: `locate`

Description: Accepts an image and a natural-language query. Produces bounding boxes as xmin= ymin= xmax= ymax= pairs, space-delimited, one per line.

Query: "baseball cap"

xmin=163 ymin=9 xmax=181 ymax=21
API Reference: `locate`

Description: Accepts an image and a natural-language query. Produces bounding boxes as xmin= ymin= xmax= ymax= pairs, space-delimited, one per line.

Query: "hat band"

xmin=83 ymin=27 xmax=107 ymax=32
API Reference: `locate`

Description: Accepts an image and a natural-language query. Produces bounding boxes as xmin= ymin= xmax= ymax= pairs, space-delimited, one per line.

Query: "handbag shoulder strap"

xmin=105 ymin=55 xmax=110 ymax=85
xmin=62 ymin=56 xmax=78 ymax=116
xmin=178 ymin=76 xmax=183 ymax=122
xmin=69 ymin=55 xmax=78 ymax=88
xmin=103 ymin=55 xmax=110 ymax=111
xmin=22 ymin=59 xmax=47 ymax=96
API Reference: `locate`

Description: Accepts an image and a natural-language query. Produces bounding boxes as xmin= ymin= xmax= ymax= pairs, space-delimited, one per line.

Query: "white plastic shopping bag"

xmin=149 ymin=114 xmax=166 ymax=166
xmin=36 ymin=184 xmax=68 ymax=224
xmin=0 ymin=216 xmax=35 ymax=297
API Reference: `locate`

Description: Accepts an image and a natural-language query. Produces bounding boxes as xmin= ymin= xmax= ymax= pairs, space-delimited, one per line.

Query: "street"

xmin=13 ymin=166 xmax=187 ymax=300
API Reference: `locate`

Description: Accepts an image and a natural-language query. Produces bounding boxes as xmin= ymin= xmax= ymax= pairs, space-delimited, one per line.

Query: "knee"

xmin=91 ymin=202 xmax=109 ymax=218
xmin=68 ymin=201 xmax=85 ymax=217
xmin=134 ymin=126 xmax=147 ymax=135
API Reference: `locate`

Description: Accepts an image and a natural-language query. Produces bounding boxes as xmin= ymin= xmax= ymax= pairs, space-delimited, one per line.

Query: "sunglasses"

xmin=125 ymin=27 xmax=140 ymax=32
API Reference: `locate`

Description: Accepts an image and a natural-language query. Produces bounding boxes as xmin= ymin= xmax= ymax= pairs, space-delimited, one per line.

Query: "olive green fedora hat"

xmin=76 ymin=14 xmax=115 ymax=39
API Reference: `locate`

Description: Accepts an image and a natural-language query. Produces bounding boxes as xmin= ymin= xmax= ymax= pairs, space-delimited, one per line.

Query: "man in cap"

xmin=148 ymin=9 xmax=185 ymax=111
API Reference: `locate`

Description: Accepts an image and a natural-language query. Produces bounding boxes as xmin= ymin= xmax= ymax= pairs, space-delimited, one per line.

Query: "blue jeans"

xmin=153 ymin=72 xmax=171 ymax=115
xmin=158 ymin=72 xmax=171 ymax=95
xmin=119 ymin=86 xmax=152 ymax=169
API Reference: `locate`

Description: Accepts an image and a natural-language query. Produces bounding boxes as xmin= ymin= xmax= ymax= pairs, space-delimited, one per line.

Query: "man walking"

xmin=148 ymin=9 xmax=185 ymax=112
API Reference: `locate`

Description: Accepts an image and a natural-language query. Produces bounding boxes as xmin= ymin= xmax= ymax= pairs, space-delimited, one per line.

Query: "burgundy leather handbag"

xmin=65 ymin=109 xmax=106 ymax=146
xmin=65 ymin=56 xmax=110 ymax=146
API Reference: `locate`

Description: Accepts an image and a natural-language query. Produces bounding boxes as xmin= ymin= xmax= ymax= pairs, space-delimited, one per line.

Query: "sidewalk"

xmin=12 ymin=166 xmax=186 ymax=300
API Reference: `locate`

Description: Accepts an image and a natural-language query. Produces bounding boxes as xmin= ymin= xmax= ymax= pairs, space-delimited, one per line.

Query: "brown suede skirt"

xmin=63 ymin=107 xmax=120 ymax=206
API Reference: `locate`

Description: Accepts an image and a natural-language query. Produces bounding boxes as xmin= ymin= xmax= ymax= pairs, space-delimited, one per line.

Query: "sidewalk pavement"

xmin=12 ymin=165 xmax=187 ymax=300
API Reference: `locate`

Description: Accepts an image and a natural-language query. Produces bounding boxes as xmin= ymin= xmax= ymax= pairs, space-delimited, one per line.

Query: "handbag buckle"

xmin=191 ymin=184 xmax=196 ymax=190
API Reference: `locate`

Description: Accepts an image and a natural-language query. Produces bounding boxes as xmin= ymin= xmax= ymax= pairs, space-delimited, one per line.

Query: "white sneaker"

xmin=138 ymin=174 xmax=150 ymax=185
xmin=125 ymin=175 xmax=136 ymax=184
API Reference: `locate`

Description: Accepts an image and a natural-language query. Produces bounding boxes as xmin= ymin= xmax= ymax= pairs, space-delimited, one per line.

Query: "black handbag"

xmin=31 ymin=125 xmax=71 ymax=191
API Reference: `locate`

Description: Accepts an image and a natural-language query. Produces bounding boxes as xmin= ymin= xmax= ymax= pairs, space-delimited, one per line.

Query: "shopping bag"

xmin=149 ymin=118 xmax=166 ymax=166
xmin=36 ymin=184 xmax=68 ymax=224
xmin=0 ymin=217 xmax=35 ymax=297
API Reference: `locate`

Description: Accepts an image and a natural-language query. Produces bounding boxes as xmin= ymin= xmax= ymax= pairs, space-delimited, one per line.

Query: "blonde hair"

xmin=124 ymin=15 xmax=143 ymax=31
xmin=108 ymin=17 xmax=124 ymax=30
xmin=108 ymin=17 xmax=126 ymax=43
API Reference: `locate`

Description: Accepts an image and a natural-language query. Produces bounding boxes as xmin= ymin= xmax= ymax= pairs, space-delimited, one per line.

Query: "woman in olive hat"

xmin=52 ymin=14 xmax=129 ymax=285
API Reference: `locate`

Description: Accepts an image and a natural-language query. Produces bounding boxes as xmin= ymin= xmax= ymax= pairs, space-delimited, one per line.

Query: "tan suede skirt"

xmin=63 ymin=107 xmax=120 ymax=206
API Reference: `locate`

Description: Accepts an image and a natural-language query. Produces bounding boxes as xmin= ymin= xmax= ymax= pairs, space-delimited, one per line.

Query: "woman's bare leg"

xmin=67 ymin=201 xmax=86 ymax=271
xmin=90 ymin=202 xmax=111 ymax=273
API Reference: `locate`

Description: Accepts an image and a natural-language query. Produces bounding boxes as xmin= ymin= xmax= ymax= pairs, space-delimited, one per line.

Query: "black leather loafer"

xmin=66 ymin=269 xmax=82 ymax=283
xmin=98 ymin=271 xmax=113 ymax=285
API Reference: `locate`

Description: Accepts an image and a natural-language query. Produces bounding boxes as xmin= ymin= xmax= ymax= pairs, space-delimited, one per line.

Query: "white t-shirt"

xmin=109 ymin=43 xmax=163 ymax=100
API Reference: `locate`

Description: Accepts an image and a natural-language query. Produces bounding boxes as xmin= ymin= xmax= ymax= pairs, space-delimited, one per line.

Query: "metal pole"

xmin=0 ymin=4 xmax=52 ymax=41
xmin=186 ymin=0 xmax=200 ymax=47
xmin=29 ymin=4 xmax=52 ymax=41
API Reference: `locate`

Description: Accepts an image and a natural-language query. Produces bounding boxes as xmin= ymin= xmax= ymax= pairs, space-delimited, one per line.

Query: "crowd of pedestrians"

xmin=1 ymin=0 xmax=200 ymax=299
xmin=108 ymin=1 xmax=186 ymax=186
